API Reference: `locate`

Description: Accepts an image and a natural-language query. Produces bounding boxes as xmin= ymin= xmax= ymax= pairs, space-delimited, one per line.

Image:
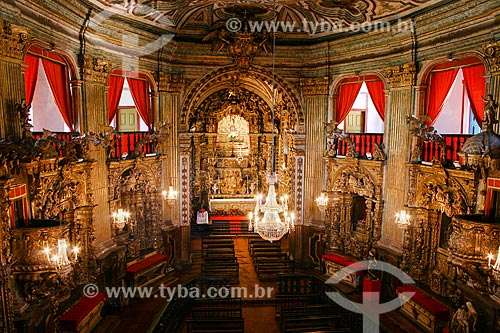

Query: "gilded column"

xmin=378 ymin=63 xmax=416 ymax=252
xmin=300 ymin=77 xmax=329 ymax=224
xmin=0 ymin=18 xmax=31 ymax=140
xmin=79 ymin=55 xmax=113 ymax=246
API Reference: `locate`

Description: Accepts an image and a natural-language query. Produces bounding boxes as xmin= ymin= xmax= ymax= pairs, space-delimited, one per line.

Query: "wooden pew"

xmin=283 ymin=314 xmax=347 ymax=333
xmin=59 ymin=293 xmax=106 ymax=333
xmin=201 ymin=262 xmax=239 ymax=282
xmin=255 ymin=260 xmax=294 ymax=281
xmin=126 ymin=253 xmax=168 ymax=288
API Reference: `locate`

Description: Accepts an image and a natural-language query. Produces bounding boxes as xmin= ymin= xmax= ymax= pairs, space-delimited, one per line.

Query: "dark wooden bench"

xmin=59 ymin=293 xmax=106 ymax=333
xmin=205 ymin=250 xmax=236 ymax=258
xmin=204 ymin=256 xmax=238 ymax=263
xmin=279 ymin=305 xmax=337 ymax=330
xmin=187 ymin=318 xmax=244 ymax=333
xmin=191 ymin=306 xmax=242 ymax=319
xmin=201 ymin=262 xmax=239 ymax=281
xmin=275 ymin=294 xmax=323 ymax=314
xmin=256 ymin=260 xmax=294 ymax=281
xmin=126 ymin=253 xmax=168 ymax=288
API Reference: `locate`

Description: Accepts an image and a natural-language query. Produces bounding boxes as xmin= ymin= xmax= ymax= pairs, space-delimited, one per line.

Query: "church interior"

xmin=1 ymin=0 xmax=500 ymax=332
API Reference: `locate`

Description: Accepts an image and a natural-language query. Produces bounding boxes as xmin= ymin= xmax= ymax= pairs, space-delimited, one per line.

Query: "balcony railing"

xmin=112 ymin=131 xmax=154 ymax=159
xmin=337 ymin=133 xmax=384 ymax=157
xmin=420 ymin=134 xmax=472 ymax=163
xmin=32 ymin=131 xmax=154 ymax=160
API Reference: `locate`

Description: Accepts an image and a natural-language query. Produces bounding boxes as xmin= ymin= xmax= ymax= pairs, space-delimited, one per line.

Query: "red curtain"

xmin=41 ymin=59 xmax=74 ymax=131
xmin=365 ymin=78 xmax=385 ymax=120
xmin=426 ymin=68 xmax=458 ymax=125
xmin=462 ymin=64 xmax=486 ymax=123
xmin=127 ymin=77 xmax=151 ymax=129
xmin=107 ymin=75 xmax=125 ymax=125
xmin=335 ymin=78 xmax=362 ymax=123
xmin=24 ymin=54 xmax=40 ymax=105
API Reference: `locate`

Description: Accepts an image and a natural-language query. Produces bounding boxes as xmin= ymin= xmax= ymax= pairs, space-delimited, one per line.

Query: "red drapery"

xmin=426 ymin=67 xmax=458 ymax=125
xmin=365 ymin=78 xmax=385 ymax=120
xmin=462 ymin=64 xmax=486 ymax=123
xmin=127 ymin=77 xmax=152 ymax=129
xmin=107 ymin=75 xmax=125 ymax=124
xmin=41 ymin=59 xmax=74 ymax=131
xmin=335 ymin=78 xmax=362 ymax=123
xmin=24 ymin=54 xmax=40 ymax=105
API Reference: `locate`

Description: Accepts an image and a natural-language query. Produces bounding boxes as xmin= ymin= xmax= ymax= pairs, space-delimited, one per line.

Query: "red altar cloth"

xmin=396 ymin=286 xmax=450 ymax=320
xmin=126 ymin=253 xmax=168 ymax=278
xmin=209 ymin=215 xmax=248 ymax=221
xmin=59 ymin=292 xmax=106 ymax=331
xmin=322 ymin=253 xmax=366 ymax=276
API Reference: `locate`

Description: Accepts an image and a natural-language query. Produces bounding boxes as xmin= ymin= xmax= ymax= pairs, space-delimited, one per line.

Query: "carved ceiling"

xmin=91 ymin=0 xmax=445 ymax=41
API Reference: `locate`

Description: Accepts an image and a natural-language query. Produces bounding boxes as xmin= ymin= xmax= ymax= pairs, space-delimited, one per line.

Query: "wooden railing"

xmin=420 ymin=134 xmax=472 ymax=163
xmin=337 ymin=133 xmax=384 ymax=157
xmin=111 ymin=131 xmax=153 ymax=159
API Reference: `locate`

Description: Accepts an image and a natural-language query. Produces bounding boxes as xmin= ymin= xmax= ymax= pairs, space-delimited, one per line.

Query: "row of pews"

xmin=249 ymin=237 xmax=294 ymax=281
xmin=187 ymin=297 xmax=244 ymax=333
xmin=201 ymin=236 xmax=239 ymax=283
xmin=275 ymin=275 xmax=357 ymax=333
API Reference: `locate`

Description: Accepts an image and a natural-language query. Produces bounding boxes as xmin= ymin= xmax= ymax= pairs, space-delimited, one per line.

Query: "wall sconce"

xmin=395 ymin=209 xmax=411 ymax=229
xmin=315 ymin=192 xmax=329 ymax=215
xmin=162 ymin=185 xmax=178 ymax=206
xmin=112 ymin=208 xmax=131 ymax=231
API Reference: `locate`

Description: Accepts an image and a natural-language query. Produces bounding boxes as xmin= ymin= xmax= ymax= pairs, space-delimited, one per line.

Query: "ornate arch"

xmin=329 ymin=71 xmax=388 ymax=97
xmin=180 ymin=66 xmax=304 ymax=132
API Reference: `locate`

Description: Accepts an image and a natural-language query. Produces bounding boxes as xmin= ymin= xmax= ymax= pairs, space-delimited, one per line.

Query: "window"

xmin=108 ymin=71 xmax=152 ymax=131
xmin=338 ymin=83 xmax=384 ymax=133
xmin=432 ymin=69 xmax=481 ymax=134
xmin=335 ymin=76 xmax=385 ymax=133
xmin=24 ymin=45 xmax=75 ymax=132
xmin=111 ymin=80 xmax=148 ymax=132
xmin=425 ymin=57 xmax=485 ymax=135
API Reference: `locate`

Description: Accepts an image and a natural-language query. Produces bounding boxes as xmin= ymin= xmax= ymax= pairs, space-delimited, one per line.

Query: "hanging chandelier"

xmin=249 ymin=174 xmax=294 ymax=242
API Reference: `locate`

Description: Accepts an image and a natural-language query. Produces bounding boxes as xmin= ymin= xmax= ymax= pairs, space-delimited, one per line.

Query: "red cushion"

xmin=322 ymin=253 xmax=366 ymax=276
xmin=126 ymin=253 xmax=168 ymax=277
xmin=59 ymin=292 xmax=106 ymax=331
xmin=396 ymin=286 xmax=450 ymax=320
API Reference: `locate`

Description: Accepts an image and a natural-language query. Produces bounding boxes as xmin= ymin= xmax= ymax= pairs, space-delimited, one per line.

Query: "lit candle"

xmin=488 ymin=253 xmax=494 ymax=267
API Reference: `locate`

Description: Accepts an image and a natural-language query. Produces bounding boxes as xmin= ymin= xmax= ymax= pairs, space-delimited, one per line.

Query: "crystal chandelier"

xmin=43 ymin=238 xmax=79 ymax=268
xmin=249 ymin=174 xmax=294 ymax=242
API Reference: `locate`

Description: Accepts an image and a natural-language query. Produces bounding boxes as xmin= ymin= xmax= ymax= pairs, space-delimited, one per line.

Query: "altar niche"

xmin=325 ymin=158 xmax=384 ymax=259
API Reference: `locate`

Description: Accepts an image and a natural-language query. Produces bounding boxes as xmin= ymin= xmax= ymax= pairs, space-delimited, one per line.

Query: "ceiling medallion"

xmin=204 ymin=5 xmax=272 ymax=70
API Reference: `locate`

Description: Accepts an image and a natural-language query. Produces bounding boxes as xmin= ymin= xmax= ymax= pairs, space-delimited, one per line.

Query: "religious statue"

xmin=481 ymin=94 xmax=498 ymax=131
xmin=451 ymin=302 xmax=478 ymax=333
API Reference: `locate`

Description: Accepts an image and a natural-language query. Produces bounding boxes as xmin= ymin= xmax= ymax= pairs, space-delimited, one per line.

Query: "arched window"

xmin=425 ymin=57 xmax=485 ymax=134
xmin=335 ymin=75 xmax=385 ymax=133
xmin=24 ymin=45 xmax=75 ymax=132
xmin=108 ymin=70 xmax=152 ymax=131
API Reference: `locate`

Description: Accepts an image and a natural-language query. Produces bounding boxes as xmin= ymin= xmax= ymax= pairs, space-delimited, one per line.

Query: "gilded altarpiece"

xmin=325 ymin=157 xmax=384 ymax=259
xmin=406 ymin=163 xmax=478 ymax=290
xmin=108 ymin=157 xmax=165 ymax=259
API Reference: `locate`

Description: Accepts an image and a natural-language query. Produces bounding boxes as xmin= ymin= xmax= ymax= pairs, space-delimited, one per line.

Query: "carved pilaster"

xmin=0 ymin=179 xmax=14 ymax=332
xmin=180 ymin=148 xmax=191 ymax=227
xmin=383 ymin=62 xmax=416 ymax=89
xmin=294 ymin=151 xmax=305 ymax=226
xmin=79 ymin=54 xmax=112 ymax=84
xmin=484 ymin=41 xmax=500 ymax=75
xmin=0 ymin=18 xmax=31 ymax=62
